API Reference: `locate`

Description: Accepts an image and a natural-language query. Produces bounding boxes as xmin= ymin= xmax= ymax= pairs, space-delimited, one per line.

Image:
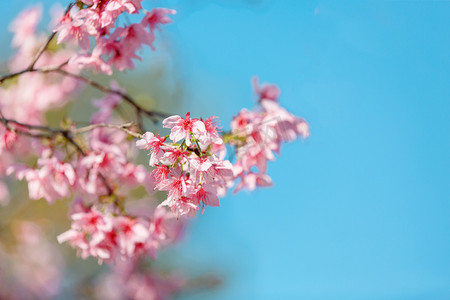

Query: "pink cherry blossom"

xmin=69 ymin=52 xmax=113 ymax=74
xmin=119 ymin=163 xmax=148 ymax=188
xmin=0 ymin=127 xmax=18 ymax=153
xmin=136 ymin=132 xmax=167 ymax=166
xmin=157 ymin=169 xmax=192 ymax=204
xmin=95 ymin=36 xmax=140 ymax=71
xmin=234 ymin=172 xmax=273 ymax=193
xmin=253 ymin=76 xmax=281 ymax=102
xmin=150 ymin=207 xmax=182 ymax=242
xmin=151 ymin=165 xmax=170 ymax=183
xmin=142 ymin=8 xmax=176 ymax=30
xmin=9 ymin=6 xmax=42 ymax=48
xmin=106 ymin=0 xmax=143 ymax=14
xmin=141 ymin=8 xmax=176 ymax=50
xmin=76 ymin=7 xmax=116 ymax=36
xmin=192 ymin=184 xmax=220 ymax=214
xmin=260 ymin=99 xmax=310 ymax=141
xmin=91 ymin=90 xmax=122 ymax=123
xmin=58 ymin=200 xmax=184 ymax=263
xmin=76 ymin=152 xmax=114 ymax=196
xmin=113 ymin=216 xmax=150 ymax=258
xmin=199 ymin=116 xmax=223 ymax=148
xmin=14 ymin=152 xmax=76 ymax=203
xmin=111 ymin=23 xmax=152 ymax=50
xmin=57 ymin=206 xmax=114 ymax=261
xmin=54 ymin=9 xmax=90 ymax=50
xmin=162 ymin=112 xmax=206 ymax=146
xmin=160 ymin=147 xmax=190 ymax=166
xmin=228 ymin=79 xmax=309 ymax=194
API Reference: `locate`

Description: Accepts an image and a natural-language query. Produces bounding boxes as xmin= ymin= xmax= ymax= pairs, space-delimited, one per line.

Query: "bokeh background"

xmin=2 ymin=1 xmax=450 ymax=299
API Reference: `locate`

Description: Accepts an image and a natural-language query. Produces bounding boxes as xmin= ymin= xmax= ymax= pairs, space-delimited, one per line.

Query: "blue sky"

xmin=3 ymin=1 xmax=450 ymax=299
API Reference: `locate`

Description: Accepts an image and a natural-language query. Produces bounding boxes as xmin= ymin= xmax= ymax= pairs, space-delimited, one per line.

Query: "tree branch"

xmin=73 ymin=122 xmax=142 ymax=138
xmin=0 ymin=64 xmax=169 ymax=125
xmin=27 ymin=3 xmax=74 ymax=70
xmin=52 ymin=68 xmax=168 ymax=123
xmin=0 ymin=116 xmax=137 ymax=198
xmin=0 ymin=116 xmax=142 ymax=139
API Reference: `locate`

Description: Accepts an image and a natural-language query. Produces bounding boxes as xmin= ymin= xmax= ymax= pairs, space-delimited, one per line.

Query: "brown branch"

xmin=0 ymin=62 xmax=69 ymax=89
xmin=28 ymin=32 xmax=58 ymax=71
xmin=61 ymin=130 xmax=86 ymax=155
xmin=73 ymin=122 xmax=142 ymax=138
xmin=51 ymin=68 xmax=168 ymax=123
xmin=0 ymin=116 xmax=142 ymax=139
xmin=0 ymin=65 xmax=169 ymax=124
xmin=0 ymin=69 xmax=30 ymax=84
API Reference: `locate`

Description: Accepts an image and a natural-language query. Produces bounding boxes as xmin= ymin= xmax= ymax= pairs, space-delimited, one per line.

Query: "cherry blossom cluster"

xmin=133 ymin=81 xmax=310 ymax=220
xmin=0 ymin=5 xmax=79 ymax=205
xmin=136 ymin=113 xmax=234 ymax=218
xmin=57 ymin=201 xmax=183 ymax=263
xmin=0 ymin=221 xmax=184 ymax=300
xmin=55 ymin=0 xmax=175 ymax=74
xmin=229 ymin=78 xmax=310 ymax=192
xmin=7 ymin=122 xmax=147 ymax=204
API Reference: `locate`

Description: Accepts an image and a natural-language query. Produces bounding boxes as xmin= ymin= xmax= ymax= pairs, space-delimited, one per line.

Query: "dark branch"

xmin=28 ymin=2 xmax=74 ymax=70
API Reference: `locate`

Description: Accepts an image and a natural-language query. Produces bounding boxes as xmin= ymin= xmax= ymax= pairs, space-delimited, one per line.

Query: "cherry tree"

xmin=0 ymin=1 xmax=309 ymax=299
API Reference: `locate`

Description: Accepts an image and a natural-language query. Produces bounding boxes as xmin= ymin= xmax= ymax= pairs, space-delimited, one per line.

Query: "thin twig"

xmin=0 ymin=63 xmax=63 ymax=85
xmin=28 ymin=3 xmax=74 ymax=70
xmin=0 ymin=116 xmax=141 ymax=139
xmin=0 ymin=66 xmax=169 ymax=124
xmin=0 ymin=69 xmax=30 ymax=84
xmin=61 ymin=130 xmax=86 ymax=155
xmin=52 ymin=69 xmax=168 ymax=122
xmin=73 ymin=122 xmax=142 ymax=138
xmin=28 ymin=32 xmax=58 ymax=70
